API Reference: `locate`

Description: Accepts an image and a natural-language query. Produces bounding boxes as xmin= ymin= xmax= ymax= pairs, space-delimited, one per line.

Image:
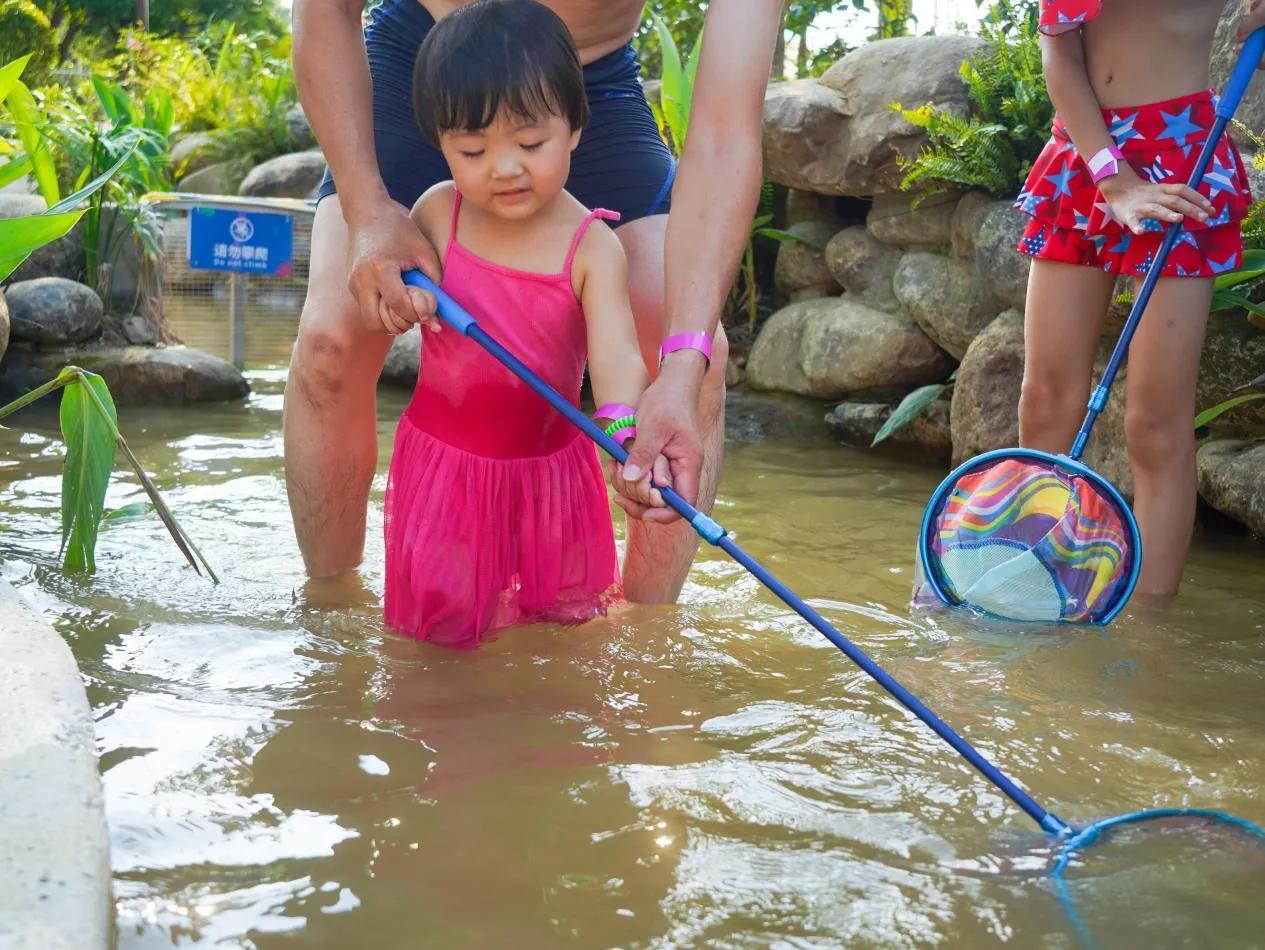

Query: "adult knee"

xmin=291 ymin=306 xmax=377 ymax=409
xmin=1125 ymin=404 xmax=1192 ymax=472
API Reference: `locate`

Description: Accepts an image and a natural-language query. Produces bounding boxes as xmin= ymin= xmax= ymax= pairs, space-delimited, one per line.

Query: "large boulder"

xmin=239 ymin=150 xmax=327 ymax=200
xmin=381 ymin=327 xmax=421 ymax=389
xmin=286 ymin=103 xmax=317 ymax=151
xmin=867 ymin=191 xmax=960 ymax=247
xmin=0 ymin=345 xmax=248 ymax=405
xmin=763 ymin=36 xmax=988 ymax=197
xmin=893 ymin=251 xmax=997 ymax=359
xmin=785 ymin=189 xmax=843 ymax=229
xmin=950 ymin=309 xmax=1023 ymax=464
xmin=1197 ymin=439 xmax=1265 ymax=535
xmin=0 ymin=194 xmax=83 ymax=283
xmin=747 ymin=296 xmax=954 ymax=399
xmin=4 ymin=278 xmax=103 ymax=347
xmin=824 ymin=226 xmax=902 ymax=312
xmin=1197 ymin=311 xmax=1265 ymax=434
xmin=180 ymin=161 xmax=242 ymax=197
xmin=950 ymin=191 xmax=994 ymax=258
xmin=170 ymin=132 xmax=218 ymax=180
xmin=773 ymin=221 xmax=841 ymax=302
xmin=973 ymin=201 xmax=1030 ymax=312
xmin=1211 ymin=2 xmax=1265 ymax=149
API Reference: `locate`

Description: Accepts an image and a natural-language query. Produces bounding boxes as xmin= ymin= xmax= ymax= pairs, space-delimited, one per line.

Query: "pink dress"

xmin=384 ymin=194 xmax=622 ymax=648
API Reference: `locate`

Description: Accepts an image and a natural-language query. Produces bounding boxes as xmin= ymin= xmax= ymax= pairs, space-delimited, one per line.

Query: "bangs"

xmin=413 ymin=0 xmax=588 ymax=144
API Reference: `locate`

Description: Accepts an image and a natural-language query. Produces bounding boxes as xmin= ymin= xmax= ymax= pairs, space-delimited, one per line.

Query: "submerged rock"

xmin=773 ymin=221 xmax=841 ymax=302
xmin=950 ymin=309 xmax=1023 ymax=464
xmin=5 ymin=278 xmax=103 ymax=347
xmin=381 ymin=327 xmax=421 ymax=389
xmin=747 ymin=296 xmax=954 ymax=398
xmin=239 ymin=150 xmax=327 ymax=200
xmin=0 ymin=345 xmax=248 ymax=405
xmin=828 ymin=398 xmax=951 ymax=459
xmin=1197 ymin=439 xmax=1265 ymax=535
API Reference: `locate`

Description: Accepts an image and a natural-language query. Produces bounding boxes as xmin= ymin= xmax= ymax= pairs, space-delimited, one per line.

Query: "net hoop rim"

xmin=917 ymin=448 xmax=1142 ymax=625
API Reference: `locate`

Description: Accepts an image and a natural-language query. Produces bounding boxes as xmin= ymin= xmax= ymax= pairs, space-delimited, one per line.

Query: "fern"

xmin=893 ymin=3 xmax=1052 ymax=199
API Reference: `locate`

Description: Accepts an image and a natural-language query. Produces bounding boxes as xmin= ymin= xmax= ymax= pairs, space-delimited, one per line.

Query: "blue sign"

xmin=187 ymin=207 xmax=293 ymax=276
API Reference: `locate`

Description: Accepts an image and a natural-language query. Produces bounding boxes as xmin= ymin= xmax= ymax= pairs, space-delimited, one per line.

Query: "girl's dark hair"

xmin=412 ymin=0 xmax=589 ymax=145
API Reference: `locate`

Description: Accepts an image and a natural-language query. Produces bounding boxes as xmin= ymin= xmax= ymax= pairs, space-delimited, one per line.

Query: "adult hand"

xmin=345 ymin=194 xmax=443 ymax=336
xmin=614 ymin=355 xmax=707 ymax=524
xmin=1239 ymin=0 xmax=1265 ymax=67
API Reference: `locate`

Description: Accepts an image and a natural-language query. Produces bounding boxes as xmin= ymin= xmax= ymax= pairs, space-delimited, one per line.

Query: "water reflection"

xmin=2 ymin=374 xmax=1264 ymax=947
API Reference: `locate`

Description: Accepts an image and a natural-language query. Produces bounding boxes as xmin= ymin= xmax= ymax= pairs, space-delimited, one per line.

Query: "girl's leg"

xmin=1019 ymin=258 xmax=1118 ymax=453
xmin=1123 ymin=277 xmax=1213 ymax=598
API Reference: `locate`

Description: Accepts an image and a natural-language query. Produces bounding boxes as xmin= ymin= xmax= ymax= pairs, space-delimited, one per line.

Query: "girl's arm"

xmin=1041 ymin=31 xmax=1214 ymax=234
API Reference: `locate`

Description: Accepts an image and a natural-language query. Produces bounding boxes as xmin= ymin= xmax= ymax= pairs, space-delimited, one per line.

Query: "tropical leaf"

xmin=873 ymin=382 xmax=949 ymax=446
xmin=47 ymin=145 xmax=138 ymax=214
xmin=4 ymin=79 xmax=59 ymax=207
xmin=752 ymin=226 xmax=827 ymax=250
xmin=0 ymin=54 xmax=31 ymax=104
xmin=59 ymin=373 xmax=118 ymax=572
xmin=649 ymin=9 xmax=688 ymax=153
xmin=0 ymin=211 xmax=85 ymax=284
xmin=103 ymin=501 xmax=155 ymax=523
xmin=0 ymin=155 xmax=32 ymax=190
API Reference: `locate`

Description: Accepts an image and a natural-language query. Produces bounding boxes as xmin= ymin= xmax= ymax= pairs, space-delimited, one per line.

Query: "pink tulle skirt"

xmin=384 ymin=414 xmax=622 ymax=648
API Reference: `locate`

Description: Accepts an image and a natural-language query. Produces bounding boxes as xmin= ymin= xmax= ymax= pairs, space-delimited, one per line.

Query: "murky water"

xmin=3 ymin=371 xmax=1264 ymax=948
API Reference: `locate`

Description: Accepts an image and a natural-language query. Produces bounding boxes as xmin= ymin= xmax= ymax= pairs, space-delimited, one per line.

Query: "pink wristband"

xmin=594 ymin=402 xmax=637 ymax=421
xmin=1088 ymin=145 xmax=1125 ymax=184
xmin=658 ymin=332 xmax=713 ymax=367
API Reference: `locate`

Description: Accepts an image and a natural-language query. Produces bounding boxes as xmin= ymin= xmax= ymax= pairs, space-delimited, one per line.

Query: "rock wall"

xmin=750 ymin=29 xmax=1265 ymax=537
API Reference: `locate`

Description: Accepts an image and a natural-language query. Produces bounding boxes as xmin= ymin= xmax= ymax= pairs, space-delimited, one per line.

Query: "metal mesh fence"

xmin=142 ymin=193 xmax=315 ymax=369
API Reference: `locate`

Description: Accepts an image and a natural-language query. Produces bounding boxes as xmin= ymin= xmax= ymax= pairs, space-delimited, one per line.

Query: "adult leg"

xmin=285 ymin=196 xmax=395 ymax=577
xmin=1019 ymin=258 xmax=1118 ymax=454
xmin=615 ymin=213 xmax=728 ymax=603
xmin=1123 ymin=277 xmax=1212 ymax=598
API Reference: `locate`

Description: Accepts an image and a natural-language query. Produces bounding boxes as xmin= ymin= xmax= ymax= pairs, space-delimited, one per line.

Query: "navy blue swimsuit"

xmin=317 ymin=0 xmax=675 ymax=223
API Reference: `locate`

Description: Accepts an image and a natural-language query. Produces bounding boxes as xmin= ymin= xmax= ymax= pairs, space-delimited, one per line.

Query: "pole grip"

xmin=402 ymin=269 xmax=476 ymax=335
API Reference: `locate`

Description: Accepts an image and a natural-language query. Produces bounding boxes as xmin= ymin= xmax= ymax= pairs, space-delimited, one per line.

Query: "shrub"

xmin=0 ymin=1 xmax=56 ymax=87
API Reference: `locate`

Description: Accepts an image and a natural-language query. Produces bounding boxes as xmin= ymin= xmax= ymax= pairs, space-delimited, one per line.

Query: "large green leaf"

xmin=1194 ymin=392 xmax=1265 ymax=430
xmin=4 ymin=79 xmax=60 ymax=207
xmin=59 ymin=373 xmax=119 ymax=573
xmin=0 ymin=55 xmax=32 ymax=105
xmin=47 ymin=144 xmax=137 ymax=214
xmin=0 ymin=211 xmax=84 ymax=283
xmin=649 ymin=10 xmax=688 ymax=153
xmin=872 ymin=383 xmax=949 ymax=447
xmin=0 ymin=155 xmax=32 ymax=190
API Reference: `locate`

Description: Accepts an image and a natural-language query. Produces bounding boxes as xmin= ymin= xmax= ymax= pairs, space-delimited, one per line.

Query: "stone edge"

xmin=0 ymin=578 xmax=110 ymax=950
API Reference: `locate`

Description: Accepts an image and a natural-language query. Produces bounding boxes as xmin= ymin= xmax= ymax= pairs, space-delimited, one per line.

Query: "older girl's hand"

xmin=1099 ymin=172 xmax=1216 ymax=236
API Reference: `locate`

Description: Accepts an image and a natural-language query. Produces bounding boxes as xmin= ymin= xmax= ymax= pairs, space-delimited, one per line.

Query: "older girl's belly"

xmin=420 ymin=0 xmax=645 ymax=63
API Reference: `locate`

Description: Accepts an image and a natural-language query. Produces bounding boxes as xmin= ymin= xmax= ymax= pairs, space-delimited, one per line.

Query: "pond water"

xmin=2 ymin=369 xmax=1264 ymax=948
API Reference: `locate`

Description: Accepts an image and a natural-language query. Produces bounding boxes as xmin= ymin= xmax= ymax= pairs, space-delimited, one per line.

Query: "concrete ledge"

xmin=0 ymin=579 xmax=110 ymax=950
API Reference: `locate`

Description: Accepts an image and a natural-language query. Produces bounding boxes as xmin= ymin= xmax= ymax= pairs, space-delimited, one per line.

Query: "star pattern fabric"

xmin=1039 ymin=0 xmax=1102 ymax=35
xmin=1014 ymin=89 xmax=1251 ymax=279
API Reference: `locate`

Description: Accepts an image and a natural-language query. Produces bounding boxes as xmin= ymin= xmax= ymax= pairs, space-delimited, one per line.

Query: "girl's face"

xmin=438 ymin=106 xmax=581 ymax=221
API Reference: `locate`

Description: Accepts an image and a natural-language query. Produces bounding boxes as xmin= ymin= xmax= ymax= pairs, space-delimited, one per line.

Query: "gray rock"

xmin=950 ymin=190 xmax=994 ymax=258
xmin=239 ymin=150 xmax=327 ymax=200
xmin=785 ymin=189 xmax=842 ymax=229
xmin=824 ymin=226 xmax=902 ymax=311
xmin=1211 ymin=3 xmax=1265 ymax=149
xmin=380 ymin=327 xmax=421 ymax=389
xmin=1197 ymin=439 xmax=1265 ymax=535
xmin=950 ymin=309 xmax=1024 ymax=464
xmin=0 ymin=194 xmax=83 ymax=283
xmin=893 ymin=251 xmax=997 ymax=360
xmin=1195 ymin=310 xmax=1265 ymax=434
xmin=747 ymin=296 xmax=955 ymax=398
xmin=973 ymin=201 xmax=1030 ymax=312
xmin=778 ymin=36 xmax=988 ymax=197
xmin=170 ymin=132 xmax=218 ymax=180
xmin=828 ymin=397 xmax=951 ymax=457
xmin=286 ymin=103 xmax=317 ymax=150
xmin=642 ymin=79 xmax=662 ymax=109
xmin=4 ymin=278 xmax=103 ymax=346
xmin=0 ymin=345 xmax=249 ymax=405
xmin=180 ymin=161 xmax=242 ymax=196
xmin=773 ymin=221 xmax=841 ymax=301
xmin=867 ymin=191 xmax=960 ymax=247
xmin=120 ymin=314 xmax=160 ymax=346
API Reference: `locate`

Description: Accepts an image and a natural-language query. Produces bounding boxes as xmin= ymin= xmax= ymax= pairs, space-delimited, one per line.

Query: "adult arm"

xmin=292 ymin=0 xmax=440 ymax=333
xmin=620 ymin=0 xmax=784 ymax=507
xmin=1040 ymin=31 xmax=1212 ymax=235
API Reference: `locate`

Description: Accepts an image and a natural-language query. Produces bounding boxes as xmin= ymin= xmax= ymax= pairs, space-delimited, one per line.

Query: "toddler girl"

xmin=1015 ymin=0 xmax=1263 ymax=597
xmin=384 ymin=0 xmax=659 ymax=646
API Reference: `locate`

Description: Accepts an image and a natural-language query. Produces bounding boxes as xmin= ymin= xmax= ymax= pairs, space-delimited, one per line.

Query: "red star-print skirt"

xmin=1015 ymin=89 xmax=1253 ymax=279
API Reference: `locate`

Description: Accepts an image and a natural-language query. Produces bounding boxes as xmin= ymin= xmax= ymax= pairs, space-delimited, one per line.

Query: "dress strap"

xmin=448 ymin=191 xmax=464 ymax=246
xmin=563 ymin=208 xmax=621 ymax=274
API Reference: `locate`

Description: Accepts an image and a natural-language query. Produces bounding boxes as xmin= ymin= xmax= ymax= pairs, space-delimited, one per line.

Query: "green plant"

xmin=872 ymin=371 xmax=957 ymax=446
xmin=0 ymin=1 xmax=55 ymax=88
xmin=893 ymin=3 xmax=1051 ymax=200
xmin=646 ymin=9 xmax=701 ymax=157
xmin=1195 ymin=372 xmax=1265 ymax=430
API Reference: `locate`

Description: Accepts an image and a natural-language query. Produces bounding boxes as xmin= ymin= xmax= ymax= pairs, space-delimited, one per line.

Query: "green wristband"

xmin=602 ymin=415 xmax=637 ymax=437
